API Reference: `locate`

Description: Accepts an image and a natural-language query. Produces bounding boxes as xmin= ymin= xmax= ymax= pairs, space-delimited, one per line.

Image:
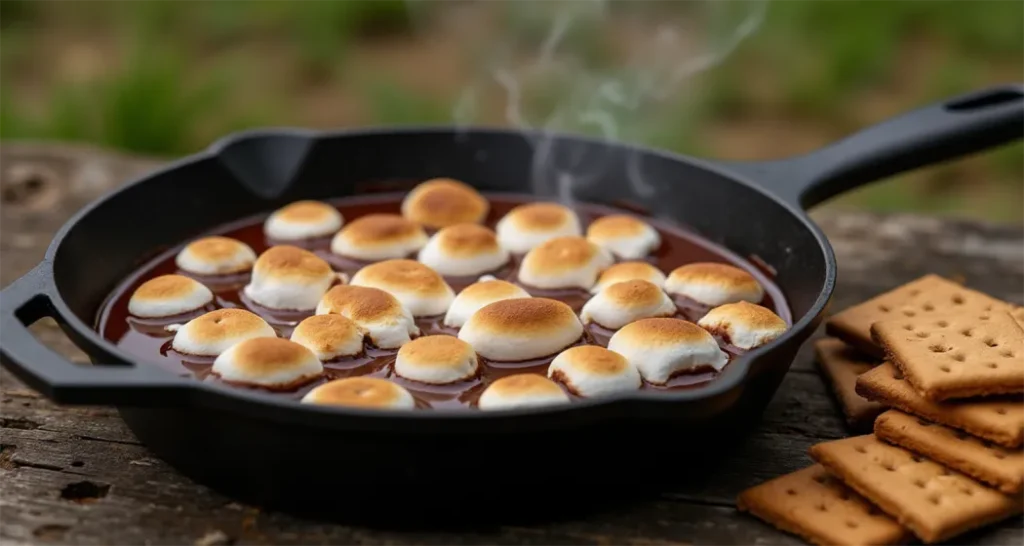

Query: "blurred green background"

xmin=1 ymin=0 xmax=1021 ymax=221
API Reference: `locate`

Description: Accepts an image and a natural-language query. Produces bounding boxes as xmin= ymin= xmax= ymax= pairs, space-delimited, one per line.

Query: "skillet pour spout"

xmin=0 ymin=85 xmax=1021 ymax=512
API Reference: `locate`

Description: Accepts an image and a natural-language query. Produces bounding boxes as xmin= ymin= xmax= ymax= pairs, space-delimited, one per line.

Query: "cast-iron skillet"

xmin=2 ymin=86 xmax=1022 ymax=519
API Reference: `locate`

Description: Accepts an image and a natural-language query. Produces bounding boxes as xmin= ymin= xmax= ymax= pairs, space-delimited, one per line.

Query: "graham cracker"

xmin=874 ymin=410 xmax=1024 ymax=494
xmin=814 ymin=338 xmax=885 ymax=430
xmin=871 ymin=311 xmax=1024 ymax=401
xmin=856 ymin=362 xmax=1024 ymax=448
xmin=825 ymin=275 xmax=1009 ymax=359
xmin=809 ymin=435 xmax=1023 ymax=544
xmin=736 ymin=464 xmax=909 ymax=546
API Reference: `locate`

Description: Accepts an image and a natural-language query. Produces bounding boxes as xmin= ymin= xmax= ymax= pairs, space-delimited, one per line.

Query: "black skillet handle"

xmin=0 ymin=264 xmax=189 ymax=405
xmin=719 ymin=85 xmax=1024 ymax=209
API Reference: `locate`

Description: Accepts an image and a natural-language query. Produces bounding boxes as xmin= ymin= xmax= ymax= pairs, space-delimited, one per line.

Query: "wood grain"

xmin=1 ymin=143 xmax=1021 ymax=545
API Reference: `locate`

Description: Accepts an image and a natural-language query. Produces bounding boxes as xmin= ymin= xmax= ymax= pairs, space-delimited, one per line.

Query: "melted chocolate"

xmin=96 ymin=195 xmax=791 ymax=409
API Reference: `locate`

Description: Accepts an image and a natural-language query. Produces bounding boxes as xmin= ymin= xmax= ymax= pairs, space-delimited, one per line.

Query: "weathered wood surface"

xmin=1 ymin=143 xmax=1022 ymax=545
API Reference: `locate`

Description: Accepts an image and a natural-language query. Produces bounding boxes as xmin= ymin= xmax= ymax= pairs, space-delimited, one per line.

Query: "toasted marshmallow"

xmin=458 ymin=298 xmax=582 ymax=361
xmin=586 ymin=214 xmax=661 ymax=259
xmin=517 ymin=236 xmax=613 ymax=290
xmin=264 ymin=200 xmax=343 ymax=241
xmin=350 ymin=259 xmax=454 ymax=317
xmin=289 ymin=314 xmax=364 ymax=361
xmin=128 ymin=275 xmax=213 ymax=318
xmin=698 ymin=301 xmax=787 ymax=350
xmin=665 ymin=263 xmax=764 ymax=306
xmin=301 ymin=377 xmax=416 ymax=410
xmin=401 ymin=178 xmax=489 ymax=229
xmin=478 ymin=374 xmax=570 ymax=410
xmin=548 ymin=345 xmax=641 ymax=397
xmin=171 ymin=308 xmax=277 ymax=356
xmin=175 ymin=236 xmax=257 ymax=276
xmin=394 ymin=335 xmax=479 ymax=384
xmin=495 ymin=202 xmax=582 ymax=253
xmin=243 ymin=245 xmax=335 ymax=310
xmin=592 ymin=261 xmax=667 ymax=293
xmin=580 ymin=280 xmax=676 ymax=329
xmin=607 ymin=318 xmax=729 ymax=384
xmin=330 ymin=214 xmax=427 ymax=261
xmin=443 ymin=279 xmax=532 ymax=328
xmin=417 ymin=224 xmax=510 ymax=277
xmin=212 ymin=337 xmax=322 ymax=389
xmin=316 ymin=285 xmax=418 ymax=349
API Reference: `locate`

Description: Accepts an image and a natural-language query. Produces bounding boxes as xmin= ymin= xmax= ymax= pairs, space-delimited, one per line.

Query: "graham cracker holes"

xmin=903 ymin=310 xmax=917 ymax=317
xmin=995 ymin=408 xmax=1008 ymax=415
xmin=936 ymin=320 xmax=949 ymax=327
xmin=927 ymin=494 xmax=942 ymax=505
xmin=923 ymin=303 xmax=935 ymax=312
xmin=950 ymin=353 xmax=966 ymax=362
xmin=816 ymin=503 xmax=828 ymax=512
xmin=985 ymin=362 xmax=998 ymax=369
xmin=939 ymin=365 xmax=951 ymax=373
xmin=952 ymin=295 xmax=965 ymax=305
xmin=882 ymin=462 xmax=896 ymax=472
xmin=993 ymin=452 xmax=1007 ymax=460
xmin=938 ymin=468 xmax=951 ymax=476
xmin=903 ymin=324 xmax=914 ymax=331
xmin=813 ymin=474 xmax=827 ymax=484
xmin=984 ymin=338 xmax=999 ymax=348
xmin=960 ymin=328 xmax=973 ymax=337
xmin=786 ymin=488 xmax=797 ymax=496
xmin=854 ymin=446 xmax=867 ymax=454
xmin=880 ymin=305 xmax=891 ymax=312
xmin=845 ymin=521 xmax=860 ymax=529
xmin=913 ymin=478 xmax=927 ymax=488
xmin=961 ymin=487 xmax=975 ymax=497
xmin=999 ymin=349 xmax=1014 ymax=358
xmin=929 ymin=344 xmax=950 ymax=353
xmin=916 ymin=331 xmax=931 ymax=339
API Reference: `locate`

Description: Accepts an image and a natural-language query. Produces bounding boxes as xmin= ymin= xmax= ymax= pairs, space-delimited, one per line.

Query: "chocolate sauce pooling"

xmin=96 ymin=194 xmax=791 ymax=409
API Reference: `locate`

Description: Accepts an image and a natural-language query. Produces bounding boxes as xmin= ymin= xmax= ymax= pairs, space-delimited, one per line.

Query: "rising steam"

xmin=409 ymin=0 xmax=769 ymax=203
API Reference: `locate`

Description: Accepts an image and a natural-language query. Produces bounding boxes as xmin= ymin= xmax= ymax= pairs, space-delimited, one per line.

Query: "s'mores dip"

xmin=98 ymin=188 xmax=791 ymax=410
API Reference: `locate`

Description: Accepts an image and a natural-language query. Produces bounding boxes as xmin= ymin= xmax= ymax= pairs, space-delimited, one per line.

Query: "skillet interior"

xmin=55 ymin=128 xmax=827 ymax=339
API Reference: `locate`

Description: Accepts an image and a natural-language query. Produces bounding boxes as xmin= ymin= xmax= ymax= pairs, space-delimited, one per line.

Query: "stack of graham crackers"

xmin=738 ymin=274 xmax=1024 ymax=545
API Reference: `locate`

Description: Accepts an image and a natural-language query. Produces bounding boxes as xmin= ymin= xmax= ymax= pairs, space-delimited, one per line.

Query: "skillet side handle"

xmin=0 ymin=264 xmax=189 ymax=405
xmin=720 ymin=84 xmax=1024 ymax=209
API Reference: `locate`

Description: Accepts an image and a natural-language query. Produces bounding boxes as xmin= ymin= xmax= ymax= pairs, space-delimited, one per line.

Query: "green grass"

xmin=0 ymin=0 xmax=37 ymax=29
xmin=40 ymin=85 xmax=96 ymax=143
xmin=97 ymin=45 xmax=227 ymax=154
xmin=3 ymin=41 xmax=237 ymax=155
xmin=929 ymin=1 xmax=1024 ymax=57
xmin=0 ymin=85 xmax=34 ymax=141
xmin=362 ymin=80 xmax=451 ymax=125
xmin=283 ymin=0 xmax=409 ymax=80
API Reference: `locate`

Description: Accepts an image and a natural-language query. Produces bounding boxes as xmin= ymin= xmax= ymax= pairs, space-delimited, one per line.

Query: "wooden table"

xmin=1 ymin=143 xmax=1021 ymax=545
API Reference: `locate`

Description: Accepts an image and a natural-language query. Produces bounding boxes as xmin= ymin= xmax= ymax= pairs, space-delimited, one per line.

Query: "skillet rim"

xmin=37 ymin=125 xmax=836 ymax=423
